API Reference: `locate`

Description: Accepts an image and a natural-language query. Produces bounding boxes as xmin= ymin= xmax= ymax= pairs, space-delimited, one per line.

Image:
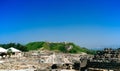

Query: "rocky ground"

xmin=0 ymin=51 xmax=90 ymax=71
xmin=0 ymin=57 xmax=51 ymax=71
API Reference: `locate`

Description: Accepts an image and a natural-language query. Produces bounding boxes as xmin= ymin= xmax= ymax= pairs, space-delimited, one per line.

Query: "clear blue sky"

xmin=0 ymin=0 xmax=120 ymax=49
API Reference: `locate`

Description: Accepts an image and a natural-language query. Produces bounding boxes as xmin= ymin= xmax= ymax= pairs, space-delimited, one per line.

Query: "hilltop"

xmin=26 ymin=41 xmax=95 ymax=54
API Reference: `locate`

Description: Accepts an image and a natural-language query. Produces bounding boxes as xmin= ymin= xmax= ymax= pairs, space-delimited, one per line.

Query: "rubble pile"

xmin=0 ymin=50 xmax=89 ymax=71
xmin=0 ymin=57 xmax=50 ymax=70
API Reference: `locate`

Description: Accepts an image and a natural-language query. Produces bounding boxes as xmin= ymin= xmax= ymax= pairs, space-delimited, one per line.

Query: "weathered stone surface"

xmin=0 ymin=50 xmax=89 ymax=71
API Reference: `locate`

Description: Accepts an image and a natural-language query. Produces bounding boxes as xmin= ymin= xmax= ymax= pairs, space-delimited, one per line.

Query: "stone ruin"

xmin=87 ymin=48 xmax=120 ymax=71
xmin=92 ymin=48 xmax=120 ymax=62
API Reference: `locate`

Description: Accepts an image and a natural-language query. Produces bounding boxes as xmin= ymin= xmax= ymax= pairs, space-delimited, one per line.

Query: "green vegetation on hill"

xmin=26 ymin=42 xmax=45 ymax=50
xmin=26 ymin=42 xmax=96 ymax=54
xmin=0 ymin=42 xmax=96 ymax=54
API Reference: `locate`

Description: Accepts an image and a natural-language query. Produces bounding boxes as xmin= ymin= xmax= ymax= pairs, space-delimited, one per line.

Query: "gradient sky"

xmin=0 ymin=0 xmax=120 ymax=49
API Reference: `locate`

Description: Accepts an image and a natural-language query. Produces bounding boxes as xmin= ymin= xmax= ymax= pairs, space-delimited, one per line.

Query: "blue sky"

xmin=0 ymin=0 xmax=120 ymax=49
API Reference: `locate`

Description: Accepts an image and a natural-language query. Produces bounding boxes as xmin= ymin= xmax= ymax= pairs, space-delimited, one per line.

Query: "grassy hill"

xmin=26 ymin=41 xmax=96 ymax=54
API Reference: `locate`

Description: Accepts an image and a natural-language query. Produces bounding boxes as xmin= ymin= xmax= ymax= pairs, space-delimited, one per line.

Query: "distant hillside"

xmin=26 ymin=41 xmax=96 ymax=54
xmin=0 ymin=43 xmax=27 ymax=52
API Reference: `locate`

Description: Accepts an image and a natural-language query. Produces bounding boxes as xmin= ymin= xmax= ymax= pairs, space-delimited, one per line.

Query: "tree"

xmin=7 ymin=49 xmax=12 ymax=58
